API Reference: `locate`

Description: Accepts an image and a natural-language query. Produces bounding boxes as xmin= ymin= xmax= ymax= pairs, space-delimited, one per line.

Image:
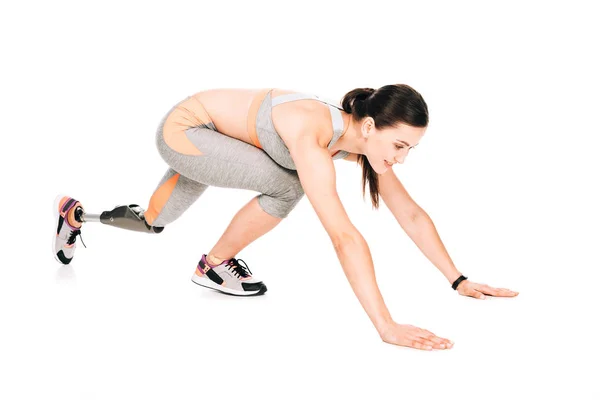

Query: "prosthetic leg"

xmin=82 ymin=204 xmax=164 ymax=234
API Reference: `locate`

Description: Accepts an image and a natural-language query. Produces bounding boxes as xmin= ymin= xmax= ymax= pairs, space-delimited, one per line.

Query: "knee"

xmin=282 ymin=180 xmax=305 ymax=214
xmin=282 ymin=178 xmax=305 ymax=204
xmin=258 ymin=180 xmax=305 ymax=219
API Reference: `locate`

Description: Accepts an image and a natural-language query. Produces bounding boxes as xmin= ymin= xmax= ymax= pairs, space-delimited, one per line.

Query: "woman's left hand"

xmin=456 ymin=280 xmax=519 ymax=299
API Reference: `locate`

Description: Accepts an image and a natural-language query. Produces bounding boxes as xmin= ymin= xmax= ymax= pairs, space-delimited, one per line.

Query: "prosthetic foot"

xmin=84 ymin=204 xmax=164 ymax=234
xmin=53 ymin=196 xmax=164 ymax=265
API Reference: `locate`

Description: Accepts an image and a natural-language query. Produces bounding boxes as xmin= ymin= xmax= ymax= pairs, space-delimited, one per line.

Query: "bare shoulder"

xmin=271 ymin=89 xmax=334 ymax=149
xmin=289 ymin=107 xmax=333 ymax=147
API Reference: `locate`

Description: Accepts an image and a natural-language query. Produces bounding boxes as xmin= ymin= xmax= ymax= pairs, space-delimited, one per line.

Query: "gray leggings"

xmin=145 ymin=96 xmax=305 ymax=227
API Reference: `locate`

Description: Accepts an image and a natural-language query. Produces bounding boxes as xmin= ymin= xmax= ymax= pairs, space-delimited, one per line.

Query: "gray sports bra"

xmin=255 ymin=90 xmax=350 ymax=170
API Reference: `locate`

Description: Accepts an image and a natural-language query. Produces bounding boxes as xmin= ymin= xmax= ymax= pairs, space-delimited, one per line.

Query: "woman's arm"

xmin=343 ymin=153 xmax=461 ymax=281
xmin=289 ymin=133 xmax=393 ymax=332
xmin=283 ymin=110 xmax=453 ymax=349
xmin=378 ymin=168 xmax=463 ymax=283
xmin=379 ymin=168 xmax=519 ymax=299
xmin=290 ymin=134 xmax=453 ymax=349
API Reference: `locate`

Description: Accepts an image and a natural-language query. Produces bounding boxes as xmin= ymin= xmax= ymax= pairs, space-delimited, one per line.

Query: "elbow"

xmin=402 ymin=207 xmax=426 ymax=225
xmin=331 ymin=231 xmax=364 ymax=254
xmin=411 ymin=208 xmax=428 ymax=222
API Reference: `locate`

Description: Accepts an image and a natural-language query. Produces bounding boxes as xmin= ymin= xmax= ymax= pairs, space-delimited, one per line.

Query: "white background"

xmin=1 ymin=0 xmax=599 ymax=399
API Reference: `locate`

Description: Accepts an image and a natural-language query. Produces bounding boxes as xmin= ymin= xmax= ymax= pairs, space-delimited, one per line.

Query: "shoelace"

xmin=227 ymin=258 xmax=252 ymax=279
xmin=67 ymin=229 xmax=86 ymax=248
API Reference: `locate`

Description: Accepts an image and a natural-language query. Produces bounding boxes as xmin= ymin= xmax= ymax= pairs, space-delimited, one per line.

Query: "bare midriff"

xmin=192 ymin=88 xmax=343 ymax=156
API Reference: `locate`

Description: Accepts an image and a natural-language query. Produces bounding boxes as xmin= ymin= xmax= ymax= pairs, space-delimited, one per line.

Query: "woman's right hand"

xmin=378 ymin=322 xmax=454 ymax=350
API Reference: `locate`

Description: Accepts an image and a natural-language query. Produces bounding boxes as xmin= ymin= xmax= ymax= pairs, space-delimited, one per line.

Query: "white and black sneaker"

xmin=53 ymin=195 xmax=86 ymax=265
xmin=191 ymin=254 xmax=267 ymax=296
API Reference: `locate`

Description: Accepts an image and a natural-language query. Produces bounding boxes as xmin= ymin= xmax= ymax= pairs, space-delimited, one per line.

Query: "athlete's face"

xmin=361 ymin=118 xmax=427 ymax=174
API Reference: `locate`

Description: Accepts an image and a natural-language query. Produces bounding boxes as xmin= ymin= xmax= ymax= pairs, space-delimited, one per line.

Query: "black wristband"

xmin=452 ymin=275 xmax=468 ymax=290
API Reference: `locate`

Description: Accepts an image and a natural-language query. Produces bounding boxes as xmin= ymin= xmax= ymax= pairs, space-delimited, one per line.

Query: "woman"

xmin=53 ymin=84 xmax=519 ymax=350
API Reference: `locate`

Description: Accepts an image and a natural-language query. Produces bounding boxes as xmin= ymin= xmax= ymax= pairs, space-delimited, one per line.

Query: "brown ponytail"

xmin=341 ymin=84 xmax=429 ymax=209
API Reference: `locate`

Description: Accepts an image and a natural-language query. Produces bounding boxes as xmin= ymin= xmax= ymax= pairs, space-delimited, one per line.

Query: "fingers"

xmin=460 ymin=281 xmax=520 ymax=298
xmin=477 ymin=284 xmax=519 ymax=297
xmin=420 ymin=329 xmax=452 ymax=345
xmin=457 ymin=283 xmax=484 ymax=299
xmin=410 ymin=339 xmax=433 ymax=350
xmin=464 ymin=288 xmax=486 ymax=299
xmin=411 ymin=328 xmax=454 ymax=350
xmin=495 ymin=286 xmax=519 ymax=296
xmin=417 ymin=332 xmax=454 ymax=350
xmin=410 ymin=338 xmax=449 ymax=351
xmin=402 ymin=334 xmax=453 ymax=351
xmin=381 ymin=324 xmax=455 ymax=351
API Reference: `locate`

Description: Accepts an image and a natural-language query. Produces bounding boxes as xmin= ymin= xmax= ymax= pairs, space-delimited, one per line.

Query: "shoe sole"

xmin=191 ymin=274 xmax=267 ymax=296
